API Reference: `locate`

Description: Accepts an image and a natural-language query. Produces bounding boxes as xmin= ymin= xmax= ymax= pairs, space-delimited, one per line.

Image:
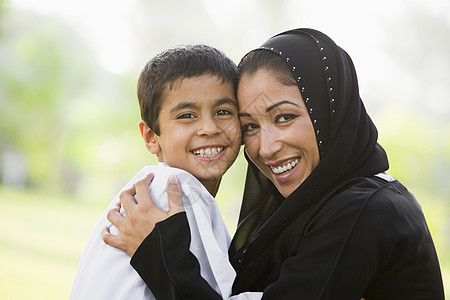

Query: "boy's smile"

xmin=192 ymin=145 xmax=224 ymax=158
xmin=149 ymin=74 xmax=241 ymax=195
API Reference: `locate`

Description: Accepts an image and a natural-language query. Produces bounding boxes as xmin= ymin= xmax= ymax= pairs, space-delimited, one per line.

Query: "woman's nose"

xmin=258 ymin=127 xmax=282 ymax=159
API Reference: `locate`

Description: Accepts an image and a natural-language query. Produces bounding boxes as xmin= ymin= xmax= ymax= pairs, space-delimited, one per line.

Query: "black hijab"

xmin=230 ymin=28 xmax=389 ymax=255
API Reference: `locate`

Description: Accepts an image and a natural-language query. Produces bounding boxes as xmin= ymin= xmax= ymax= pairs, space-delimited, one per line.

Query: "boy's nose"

xmin=197 ymin=116 xmax=220 ymax=136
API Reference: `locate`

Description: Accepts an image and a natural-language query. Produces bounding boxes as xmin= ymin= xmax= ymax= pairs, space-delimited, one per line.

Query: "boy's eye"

xmin=216 ymin=109 xmax=232 ymax=116
xmin=241 ymin=123 xmax=258 ymax=134
xmin=177 ymin=113 xmax=196 ymax=119
xmin=276 ymin=114 xmax=296 ymax=123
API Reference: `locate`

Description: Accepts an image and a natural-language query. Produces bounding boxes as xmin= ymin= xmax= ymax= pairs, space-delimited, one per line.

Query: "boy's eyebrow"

xmin=238 ymin=100 xmax=300 ymax=117
xmin=169 ymin=102 xmax=199 ymax=114
xmin=170 ymin=98 xmax=237 ymax=114
xmin=215 ymin=97 xmax=237 ymax=106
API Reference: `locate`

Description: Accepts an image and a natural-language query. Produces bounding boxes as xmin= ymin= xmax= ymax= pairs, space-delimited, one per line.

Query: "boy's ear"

xmin=139 ymin=120 xmax=161 ymax=155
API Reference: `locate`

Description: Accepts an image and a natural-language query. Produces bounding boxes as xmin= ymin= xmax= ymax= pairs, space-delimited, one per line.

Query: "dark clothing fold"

xmin=131 ymin=213 xmax=221 ymax=300
xmin=131 ymin=177 xmax=444 ymax=299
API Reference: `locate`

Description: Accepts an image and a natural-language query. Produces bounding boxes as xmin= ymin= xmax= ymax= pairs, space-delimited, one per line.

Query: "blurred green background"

xmin=0 ymin=0 xmax=449 ymax=299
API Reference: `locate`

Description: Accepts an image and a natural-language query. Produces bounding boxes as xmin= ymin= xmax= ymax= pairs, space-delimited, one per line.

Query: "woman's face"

xmin=238 ymin=69 xmax=320 ymax=198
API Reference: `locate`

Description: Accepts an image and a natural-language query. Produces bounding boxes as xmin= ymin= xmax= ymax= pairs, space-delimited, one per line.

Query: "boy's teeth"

xmin=193 ymin=147 xmax=224 ymax=157
xmin=271 ymin=159 xmax=299 ymax=174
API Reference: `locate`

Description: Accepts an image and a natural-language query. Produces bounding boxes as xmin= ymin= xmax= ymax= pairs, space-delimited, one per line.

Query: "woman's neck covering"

xmin=230 ymin=28 xmax=389 ymax=254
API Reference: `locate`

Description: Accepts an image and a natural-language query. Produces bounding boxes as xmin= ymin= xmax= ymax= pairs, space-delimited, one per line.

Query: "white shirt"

xmin=69 ymin=163 xmax=236 ymax=299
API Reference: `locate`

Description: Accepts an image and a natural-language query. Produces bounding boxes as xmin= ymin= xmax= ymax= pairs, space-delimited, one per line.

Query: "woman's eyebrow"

xmin=239 ymin=100 xmax=300 ymax=117
xmin=266 ymin=100 xmax=300 ymax=112
xmin=238 ymin=112 xmax=251 ymax=118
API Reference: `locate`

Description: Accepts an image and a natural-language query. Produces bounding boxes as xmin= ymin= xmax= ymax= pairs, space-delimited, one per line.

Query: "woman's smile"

xmin=269 ymin=157 xmax=299 ymax=175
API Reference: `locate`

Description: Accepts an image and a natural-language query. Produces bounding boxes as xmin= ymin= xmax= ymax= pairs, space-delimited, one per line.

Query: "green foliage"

xmin=0 ymin=9 xmax=149 ymax=194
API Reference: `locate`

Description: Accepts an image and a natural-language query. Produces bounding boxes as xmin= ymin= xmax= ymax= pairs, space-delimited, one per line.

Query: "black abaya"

xmin=130 ymin=28 xmax=444 ymax=299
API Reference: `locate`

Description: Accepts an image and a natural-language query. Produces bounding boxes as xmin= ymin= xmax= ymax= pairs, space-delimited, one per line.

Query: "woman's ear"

xmin=139 ymin=120 xmax=161 ymax=155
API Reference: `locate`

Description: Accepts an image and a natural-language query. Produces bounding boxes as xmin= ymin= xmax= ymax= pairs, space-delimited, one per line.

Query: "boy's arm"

xmin=102 ymin=173 xmax=184 ymax=257
xmin=103 ymin=172 xmax=262 ymax=300
xmin=102 ymin=173 xmax=224 ymax=299
xmin=131 ymin=212 xmax=222 ymax=299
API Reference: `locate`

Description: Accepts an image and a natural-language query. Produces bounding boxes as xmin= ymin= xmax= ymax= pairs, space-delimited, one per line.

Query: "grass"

xmin=0 ymin=186 xmax=105 ymax=300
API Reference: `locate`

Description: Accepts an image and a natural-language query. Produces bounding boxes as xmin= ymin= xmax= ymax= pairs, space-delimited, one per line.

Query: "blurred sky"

xmin=6 ymin=0 xmax=450 ymax=120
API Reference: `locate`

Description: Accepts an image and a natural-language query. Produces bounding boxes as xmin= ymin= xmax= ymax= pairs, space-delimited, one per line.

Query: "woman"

xmin=103 ymin=28 xmax=444 ymax=299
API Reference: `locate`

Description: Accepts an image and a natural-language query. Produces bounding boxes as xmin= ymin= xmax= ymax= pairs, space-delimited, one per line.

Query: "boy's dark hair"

xmin=138 ymin=44 xmax=237 ymax=135
xmin=237 ymin=49 xmax=296 ymax=87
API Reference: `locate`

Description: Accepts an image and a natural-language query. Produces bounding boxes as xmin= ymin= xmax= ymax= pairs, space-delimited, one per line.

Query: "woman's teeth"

xmin=271 ymin=159 xmax=299 ymax=174
xmin=193 ymin=147 xmax=224 ymax=157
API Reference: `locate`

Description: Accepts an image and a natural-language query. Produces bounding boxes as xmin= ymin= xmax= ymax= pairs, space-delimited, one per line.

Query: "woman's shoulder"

xmin=336 ymin=176 xmax=427 ymax=236
xmin=350 ymin=176 xmax=421 ymax=216
xmin=328 ymin=175 xmax=422 ymax=223
xmin=307 ymin=176 xmax=400 ymax=229
xmin=334 ymin=175 xmax=412 ymax=205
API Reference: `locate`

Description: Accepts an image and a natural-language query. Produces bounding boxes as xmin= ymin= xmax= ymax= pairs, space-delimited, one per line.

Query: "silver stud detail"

xmin=316 ymin=130 xmax=320 ymax=135
xmin=327 ymin=77 xmax=332 ymax=81
xmin=279 ymin=51 xmax=283 ymax=55
xmin=313 ymin=119 xmax=317 ymax=124
xmin=305 ymin=97 xmax=310 ymax=102
xmin=286 ymin=57 xmax=290 ymax=62
xmin=309 ymin=108 xmax=313 ymax=113
xmin=329 ymin=87 xmax=333 ymax=92
xmin=297 ymin=76 xmax=301 ymax=81
xmin=325 ymin=66 xmax=329 ymax=70
xmin=319 ymin=140 xmax=323 ymax=145
xmin=323 ymin=56 xmax=327 ymax=61
xmin=301 ymin=87 xmax=305 ymax=92
xmin=331 ymin=98 xmax=335 ymax=102
xmin=270 ymin=47 xmax=274 ymax=50
xmin=320 ymin=47 xmax=324 ymax=51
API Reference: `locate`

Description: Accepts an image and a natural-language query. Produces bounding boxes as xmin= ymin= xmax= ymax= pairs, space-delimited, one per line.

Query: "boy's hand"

xmin=101 ymin=173 xmax=184 ymax=257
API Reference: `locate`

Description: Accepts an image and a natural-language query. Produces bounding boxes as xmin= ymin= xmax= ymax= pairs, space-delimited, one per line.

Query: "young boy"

xmin=69 ymin=44 xmax=241 ymax=300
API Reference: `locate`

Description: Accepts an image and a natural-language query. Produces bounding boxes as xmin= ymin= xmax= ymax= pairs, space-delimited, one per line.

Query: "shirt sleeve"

xmin=131 ymin=212 xmax=223 ymax=300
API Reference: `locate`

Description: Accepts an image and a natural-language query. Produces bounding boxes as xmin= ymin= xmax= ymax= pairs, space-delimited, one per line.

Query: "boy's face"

xmin=153 ymin=75 xmax=241 ymax=184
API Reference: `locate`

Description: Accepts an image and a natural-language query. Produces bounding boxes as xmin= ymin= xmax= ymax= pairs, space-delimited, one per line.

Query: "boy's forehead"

xmin=161 ymin=76 xmax=236 ymax=107
xmin=167 ymin=74 xmax=234 ymax=91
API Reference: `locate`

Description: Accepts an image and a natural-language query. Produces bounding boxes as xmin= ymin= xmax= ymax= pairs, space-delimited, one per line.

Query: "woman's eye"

xmin=177 ymin=113 xmax=195 ymax=119
xmin=241 ymin=123 xmax=258 ymax=133
xmin=216 ymin=109 xmax=232 ymax=116
xmin=276 ymin=114 xmax=296 ymax=123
